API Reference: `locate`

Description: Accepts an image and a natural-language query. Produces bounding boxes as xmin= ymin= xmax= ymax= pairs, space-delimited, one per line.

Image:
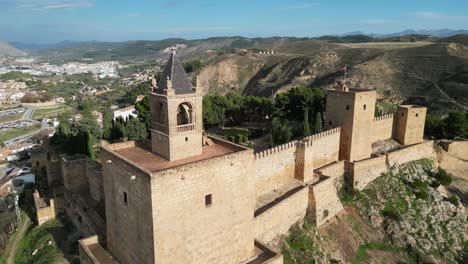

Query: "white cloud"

xmin=360 ymin=19 xmax=394 ymax=25
xmin=165 ymin=26 xmax=233 ymax=33
xmin=409 ymin=11 xmax=468 ymax=21
xmin=282 ymin=2 xmax=320 ymax=10
xmin=2 ymin=0 xmax=93 ymax=12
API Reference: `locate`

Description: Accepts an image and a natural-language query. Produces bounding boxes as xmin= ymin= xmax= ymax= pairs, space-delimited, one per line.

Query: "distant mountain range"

xmin=336 ymin=29 xmax=468 ymax=38
xmin=5 ymin=28 xmax=467 ymax=53
xmin=0 ymin=41 xmax=27 ymax=57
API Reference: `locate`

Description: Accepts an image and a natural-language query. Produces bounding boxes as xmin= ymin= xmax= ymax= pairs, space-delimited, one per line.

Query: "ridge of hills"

xmin=195 ymin=35 xmax=468 ymax=114
xmin=0 ymin=41 xmax=27 ymax=57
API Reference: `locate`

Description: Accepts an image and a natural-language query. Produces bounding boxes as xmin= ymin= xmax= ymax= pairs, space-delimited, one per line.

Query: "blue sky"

xmin=0 ymin=0 xmax=467 ymax=43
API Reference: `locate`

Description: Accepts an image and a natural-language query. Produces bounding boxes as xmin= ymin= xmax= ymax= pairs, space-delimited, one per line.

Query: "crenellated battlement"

xmin=254 ymin=140 xmax=298 ymax=159
xmin=373 ymin=113 xmax=394 ymax=122
xmin=303 ymin=127 xmax=341 ymax=147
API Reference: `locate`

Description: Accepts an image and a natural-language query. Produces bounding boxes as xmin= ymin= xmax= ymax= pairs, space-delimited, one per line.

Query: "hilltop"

xmin=0 ymin=41 xmax=27 ymax=57
xmin=196 ymin=36 xmax=468 ymax=114
xmin=438 ymin=34 xmax=468 ymax=46
xmin=32 ymin=37 xmax=309 ymax=62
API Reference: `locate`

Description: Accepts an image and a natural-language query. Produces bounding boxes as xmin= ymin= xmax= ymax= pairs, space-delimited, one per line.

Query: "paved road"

xmin=4 ymin=106 xmax=49 ymax=146
xmin=7 ymin=217 xmax=30 ymax=264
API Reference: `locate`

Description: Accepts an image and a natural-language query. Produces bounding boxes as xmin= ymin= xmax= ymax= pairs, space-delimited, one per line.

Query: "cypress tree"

xmin=314 ymin=112 xmax=323 ymax=133
xmin=303 ymin=107 xmax=311 ymax=137
xmin=86 ymin=131 xmax=96 ymax=160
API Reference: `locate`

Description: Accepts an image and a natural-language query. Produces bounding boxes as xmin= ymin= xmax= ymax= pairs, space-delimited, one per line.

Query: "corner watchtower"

xmin=149 ymin=48 xmax=203 ymax=161
xmin=394 ymin=105 xmax=426 ymax=146
xmin=325 ymin=86 xmax=376 ymax=161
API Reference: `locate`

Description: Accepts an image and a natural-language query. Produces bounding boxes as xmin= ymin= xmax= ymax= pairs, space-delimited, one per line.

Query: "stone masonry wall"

xmin=372 ymin=114 xmax=394 ymax=143
xmin=349 ymin=155 xmax=388 ymax=190
xmin=33 ymin=190 xmax=55 ymax=225
xmin=437 ymin=141 xmax=468 ymax=178
xmin=151 ymin=149 xmax=255 ymax=264
xmin=101 ymin=147 xmax=155 ymax=264
xmin=254 ymin=142 xmax=298 ymax=197
xmin=86 ymin=160 xmax=103 ymax=202
xmin=62 ymin=156 xmax=88 ymax=193
xmin=387 ymin=140 xmax=435 ymax=167
xmin=308 ymin=176 xmax=344 ymax=227
xmin=254 ymin=186 xmax=308 ymax=244
xmin=306 ymin=128 xmax=341 ymax=170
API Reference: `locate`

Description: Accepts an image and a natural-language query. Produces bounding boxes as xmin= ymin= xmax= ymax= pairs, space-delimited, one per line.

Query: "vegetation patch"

xmin=0 ymin=124 xmax=41 ymax=142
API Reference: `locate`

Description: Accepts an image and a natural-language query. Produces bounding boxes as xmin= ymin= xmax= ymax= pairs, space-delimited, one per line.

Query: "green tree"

xmin=314 ymin=112 xmax=322 ymax=133
xmin=85 ymin=131 xmax=96 ymax=160
xmin=303 ymin=107 xmax=310 ymax=137
xmin=425 ymin=114 xmax=445 ymax=139
xmin=102 ymin=103 xmax=113 ymax=140
xmin=135 ymin=96 xmax=151 ymax=130
xmin=444 ymin=111 xmax=467 ymax=139
xmin=271 ymin=117 xmax=292 ymax=144
xmin=126 ymin=118 xmax=148 ymax=140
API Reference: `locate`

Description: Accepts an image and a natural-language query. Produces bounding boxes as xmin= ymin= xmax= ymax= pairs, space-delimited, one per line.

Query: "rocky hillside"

xmin=0 ymin=41 xmax=27 ymax=57
xmin=35 ymin=37 xmax=308 ymax=62
xmin=282 ymin=160 xmax=467 ymax=263
xmin=196 ymin=38 xmax=468 ymax=114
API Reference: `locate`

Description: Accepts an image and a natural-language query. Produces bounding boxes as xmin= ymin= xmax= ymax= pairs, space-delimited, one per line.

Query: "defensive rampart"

xmin=347 ymin=155 xmax=387 ymax=190
xmin=372 ymin=114 xmax=394 ymax=143
xmin=306 ymin=128 xmax=341 ymax=169
xmin=254 ymin=141 xmax=298 ymax=197
xmin=387 ymin=140 xmax=436 ymax=167
xmin=254 ymin=186 xmax=308 ymax=244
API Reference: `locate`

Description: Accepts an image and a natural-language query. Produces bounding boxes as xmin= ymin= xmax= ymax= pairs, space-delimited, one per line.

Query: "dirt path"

xmin=7 ymin=217 xmax=30 ymax=264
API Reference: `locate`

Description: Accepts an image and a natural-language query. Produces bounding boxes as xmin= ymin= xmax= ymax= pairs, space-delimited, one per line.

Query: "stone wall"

xmin=437 ymin=141 xmax=468 ymax=178
xmin=306 ymin=128 xmax=341 ymax=169
xmin=33 ymin=190 xmax=56 ymax=225
xmin=150 ymin=149 xmax=255 ymax=264
xmin=61 ymin=155 xmax=88 ymax=193
xmin=315 ymin=161 xmax=345 ymax=179
xmin=308 ymin=176 xmax=344 ymax=227
xmin=254 ymin=142 xmax=298 ymax=197
xmin=372 ymin=114 xmax=394 ymax=143
xmin=79 ymin=235 xmax=117 ymax=264
xmin=254 ymin=186 xmax=308 ymax=244
xmin=101 ymin=146 xmax=155 ymax=264
xmin=86 ymin=160 xmax=103 ymax=202
xmin=64 ymin=191 xmax=106 ymax=242
xmin=387 ymin=140 xmax=435 ymax=167
xmin=46 ymin=155 xmax=62 ymax=186
xmin=348 ymin=155 xmax=388 ymax=190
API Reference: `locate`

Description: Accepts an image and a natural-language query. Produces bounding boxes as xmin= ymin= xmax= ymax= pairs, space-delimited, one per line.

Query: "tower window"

xmin=415 ymin=113 xmax=419 ymax=117
xmin=346 ymin=105 xmax=350 ymax=110
xmin=205 ymin=194 xmax=212 ymax=207
xmin=401 ymin=112 xmax=404 ymax=117
xmin=123 ymin=192 xmax=128 ymax=206
xmin=363 ymin=104 xmax=367 ymax=110
xmin=185 ymin=137 xmax=188 ymax=141
xmin=329 ymin=121 xmax=332 ymax=126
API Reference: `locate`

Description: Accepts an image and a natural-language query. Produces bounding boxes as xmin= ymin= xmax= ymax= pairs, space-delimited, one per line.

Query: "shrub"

xmin=435 ymin=167 xmax=452 ymax=186
xmin=447 ymin=195 xmax=460 ymax=206
xmin=229 ymin=136 xmax=235 ymax=142
xmin=382 ymin=206 xmax=401 ymax=221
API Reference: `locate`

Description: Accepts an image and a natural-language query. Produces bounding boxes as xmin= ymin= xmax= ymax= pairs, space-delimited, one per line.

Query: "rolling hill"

xmin=196 ymin=36 xmax=468 ymax=114
xmin=0 ymin=41 xmax=27 ymax=57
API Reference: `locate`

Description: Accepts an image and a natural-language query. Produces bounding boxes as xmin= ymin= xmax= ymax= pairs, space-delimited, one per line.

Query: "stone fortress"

xmin=30 ymin=48 xmax=468 ymax=264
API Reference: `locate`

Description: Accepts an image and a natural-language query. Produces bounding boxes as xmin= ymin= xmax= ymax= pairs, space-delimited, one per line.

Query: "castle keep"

xmin=32 ymin=49 xmax=468 ymax=264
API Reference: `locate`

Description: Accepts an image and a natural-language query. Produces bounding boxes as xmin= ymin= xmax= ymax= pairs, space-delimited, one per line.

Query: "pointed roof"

xmin=157 ymin=47 xmax=194 ymax=94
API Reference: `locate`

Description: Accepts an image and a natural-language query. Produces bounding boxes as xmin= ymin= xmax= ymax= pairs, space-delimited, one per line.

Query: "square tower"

xmin=394 ymin=105 xmax=426 ymax=146
xmin=325 ymin=87 xmax=376 ymax=161
xmin=150 ymin=48 xmax=203 ymax=161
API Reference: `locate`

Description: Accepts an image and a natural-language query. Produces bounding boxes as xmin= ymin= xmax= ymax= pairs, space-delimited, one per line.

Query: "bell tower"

xmin=149 ymin=47 xmax=203 ymax=161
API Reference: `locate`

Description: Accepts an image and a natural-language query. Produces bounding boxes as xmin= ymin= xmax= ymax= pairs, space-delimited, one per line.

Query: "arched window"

xmin=177 ymin=102 xmax=193 ymax=125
